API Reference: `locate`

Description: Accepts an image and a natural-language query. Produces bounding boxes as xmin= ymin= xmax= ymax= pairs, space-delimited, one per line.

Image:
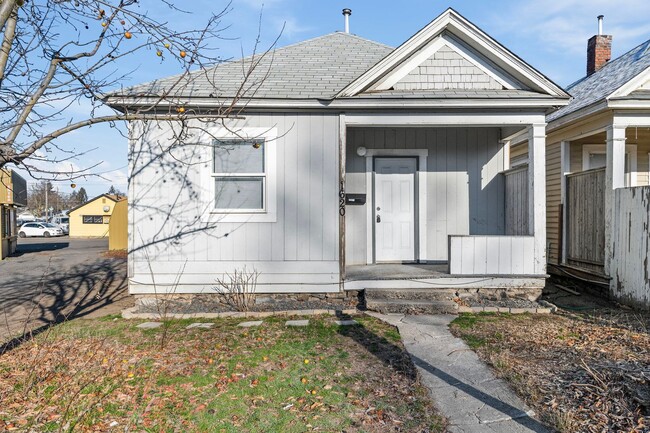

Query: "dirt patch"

xmin=450 ymin=311 xmax=649 ymax=433
xmin=102 ymin=249 xmax=127 ymax=259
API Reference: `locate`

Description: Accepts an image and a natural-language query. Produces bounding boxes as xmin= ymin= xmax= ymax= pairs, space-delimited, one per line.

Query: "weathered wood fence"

xmin=504 ymin=165 xmax=529 ymax=235
xmin=610 ymin=186 xmax=650 ymax=308
xmin=566 ymin=168 xmax=606 ymax=273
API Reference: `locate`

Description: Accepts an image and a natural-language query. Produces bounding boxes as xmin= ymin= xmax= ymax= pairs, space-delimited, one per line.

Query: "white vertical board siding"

xmin=345 ymin=127 xmax=505 ymax=264
xmin=448 ymin=236 xmax=536 ymax=275
xmin=128 ymin=114 xmax=340 ymax=294
xmin=610 ymin=186 xmax=650 ymax=308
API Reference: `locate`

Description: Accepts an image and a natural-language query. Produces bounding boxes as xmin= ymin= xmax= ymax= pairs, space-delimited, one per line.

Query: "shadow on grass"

xmin=0 ymin=258 xmax=128 ymax=354
xmin=335 ymin=311 xmax=416 ymax=380
xmin=336 ymin=312 xmax=549 ymax=433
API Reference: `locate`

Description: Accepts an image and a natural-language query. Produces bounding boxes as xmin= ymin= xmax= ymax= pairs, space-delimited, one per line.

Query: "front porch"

xmin=340 ymin=115 xmax=548 ymax=292
xmin=344 ymin=262 xmax=546 ymax=291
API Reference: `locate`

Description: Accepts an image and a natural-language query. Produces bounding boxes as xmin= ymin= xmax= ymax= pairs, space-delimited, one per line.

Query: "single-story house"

xmin=510 ymin=17 xmax=650 ymax=308
xmin=0 ymin=169 xmax=27 ymax=259
xmin=68 ymin=194 xmax=124 ymax=238
xmin=106 ymin=8 xmax=570 ymax=301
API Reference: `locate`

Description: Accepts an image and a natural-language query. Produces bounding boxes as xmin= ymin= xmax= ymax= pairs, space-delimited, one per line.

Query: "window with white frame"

xmin=582 ymin=144 xmax=638 ymax=187
xmin=212 ymin=139 xmax=266 ymax=211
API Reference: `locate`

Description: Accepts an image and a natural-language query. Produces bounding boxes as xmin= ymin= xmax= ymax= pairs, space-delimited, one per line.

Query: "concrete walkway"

xmin=368 ymin=313 xmax=549 ymax=433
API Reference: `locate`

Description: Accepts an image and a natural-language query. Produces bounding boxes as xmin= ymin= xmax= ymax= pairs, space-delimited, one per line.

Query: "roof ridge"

xmin=334 ymin=31 xmax=393 ymax=49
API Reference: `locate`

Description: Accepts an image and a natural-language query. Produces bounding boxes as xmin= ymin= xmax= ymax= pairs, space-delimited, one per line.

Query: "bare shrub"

xmin=214 ymin=267 xmax=260 ymax=312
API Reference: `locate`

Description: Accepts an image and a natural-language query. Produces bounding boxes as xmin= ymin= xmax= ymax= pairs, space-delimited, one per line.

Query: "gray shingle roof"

xmin=548 ymin=39 xmax=650 ymax=122
xmin=117 ymin=32 xmax=393 ymax=100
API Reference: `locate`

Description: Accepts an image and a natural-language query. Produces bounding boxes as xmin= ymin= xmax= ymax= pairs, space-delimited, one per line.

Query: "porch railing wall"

xmin=448 ymin=235 xmax=536 ymax=275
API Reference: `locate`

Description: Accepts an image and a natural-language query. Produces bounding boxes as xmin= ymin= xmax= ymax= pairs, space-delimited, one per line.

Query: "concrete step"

xmin=366 ymin=299 xmax=458 ymax=315
xmin=364 ymin=287 xmax=460 ymax=302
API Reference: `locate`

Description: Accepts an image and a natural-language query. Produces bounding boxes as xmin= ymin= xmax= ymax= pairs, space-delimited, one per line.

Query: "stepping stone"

xmin=186 ymin=323 xmax=215 ymax=329
xmin=334 ymin=320 xmax=358 ymax=326
xmin=238 ymin=320 xmax=263 ymax=328
xmin=136 ymin=322 xmax=162 ymax=329
xmin=286 ymin=320 xmax=309 ymax=327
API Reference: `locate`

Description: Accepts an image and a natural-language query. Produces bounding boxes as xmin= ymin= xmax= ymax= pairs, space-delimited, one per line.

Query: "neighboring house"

xmin=0 ymin=169 xmax=27 ymax=259
xmin=68 ymin=194 xmax=123 ymax=238
xmin=105 ymin=9 xmax=569 ymax=298
xmin=510 ymin=18 xmax=650 ymax=308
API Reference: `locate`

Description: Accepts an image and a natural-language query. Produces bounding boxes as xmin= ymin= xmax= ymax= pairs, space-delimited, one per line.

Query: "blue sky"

xmin=27 ymin=0 xmax=650 ymax=198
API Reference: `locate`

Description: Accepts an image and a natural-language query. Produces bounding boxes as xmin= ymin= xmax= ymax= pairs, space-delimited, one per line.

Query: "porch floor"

xmin=345 ymin=263 xmax=449 ymax=281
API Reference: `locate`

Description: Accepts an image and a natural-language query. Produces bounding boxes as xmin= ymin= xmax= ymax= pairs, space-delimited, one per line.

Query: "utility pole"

xmin=45 ymin=183 xmax=48 ymax=221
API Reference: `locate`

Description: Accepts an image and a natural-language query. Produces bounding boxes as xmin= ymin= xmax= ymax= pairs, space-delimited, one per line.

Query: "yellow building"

xmin=1 ymin=169 xmax=27 ymax=259
xmin=68 ymin=194 xmax=124 ymax=238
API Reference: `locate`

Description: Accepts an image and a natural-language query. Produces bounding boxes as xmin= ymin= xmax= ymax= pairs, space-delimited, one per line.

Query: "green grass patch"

xmin=0 ymin=315 xmax=443 ymax=433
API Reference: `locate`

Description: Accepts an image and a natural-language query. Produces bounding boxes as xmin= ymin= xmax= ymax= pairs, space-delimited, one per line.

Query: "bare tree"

xmin=0 ymin=0 xmax=274 ymax=182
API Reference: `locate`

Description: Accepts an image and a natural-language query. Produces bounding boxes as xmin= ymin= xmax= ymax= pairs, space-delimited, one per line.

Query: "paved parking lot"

xmin=0 ymin=237 xmax=132 ymax=344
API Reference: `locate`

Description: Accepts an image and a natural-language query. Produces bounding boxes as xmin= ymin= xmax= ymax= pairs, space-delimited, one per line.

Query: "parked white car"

xmin=18 ymin=222 xmax=65 ymax=238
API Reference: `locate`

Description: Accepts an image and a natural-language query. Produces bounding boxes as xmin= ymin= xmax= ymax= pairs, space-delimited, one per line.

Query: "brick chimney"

xmin=587 ymin=15 xmax=612 ymax=76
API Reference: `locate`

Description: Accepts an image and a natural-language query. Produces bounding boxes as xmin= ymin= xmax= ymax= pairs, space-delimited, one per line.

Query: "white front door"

xmin=374 ymin=157 xmax=416 ymax=262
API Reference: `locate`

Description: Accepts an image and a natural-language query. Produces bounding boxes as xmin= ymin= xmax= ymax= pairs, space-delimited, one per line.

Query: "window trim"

xmin=82 ymin=215 xmax=106 ymax=224
xmin=581 ymin=144 xmax=637 ymax=187
xmin=212 ymin=140 xmax=267 ymax=212
xmin=201 ymin=127 xmax=277 ymax=223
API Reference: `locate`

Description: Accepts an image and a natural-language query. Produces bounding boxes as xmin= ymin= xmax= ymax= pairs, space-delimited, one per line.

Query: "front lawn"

xmin=0 ymin=315 xmax=444 ymax=432
xmin=450 ymin=312 xmax=649 ymax=433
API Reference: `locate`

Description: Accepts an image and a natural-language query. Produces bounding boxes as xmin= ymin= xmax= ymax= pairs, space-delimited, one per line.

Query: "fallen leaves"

xmin=0 ymin=316 xmax=442 ymax=432
xmin=451 ymin=312 xmax=650 ymax=433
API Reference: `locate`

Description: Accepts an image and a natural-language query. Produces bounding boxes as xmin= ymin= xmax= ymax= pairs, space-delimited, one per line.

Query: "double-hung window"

xmin=212 ymin=139 xmax=266 ymax=211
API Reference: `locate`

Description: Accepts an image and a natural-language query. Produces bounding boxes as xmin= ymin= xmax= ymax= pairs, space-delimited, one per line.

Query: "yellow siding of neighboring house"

xmin=509 ymin=139 xmax=561 ymax=265
xmin=1 ymin=170 xmax=18 ymax=259
xmin=69 ymin=196 xmax=117 ymax=238
xmin=109 ymin=199 xmax=127 ymax=250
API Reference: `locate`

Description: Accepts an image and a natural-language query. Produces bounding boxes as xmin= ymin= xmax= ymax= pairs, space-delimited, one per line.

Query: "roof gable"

xmin=67 ymin=193 xmax=121 ymax=215
xmin=338 ymin=8 xmax=568 ymax=98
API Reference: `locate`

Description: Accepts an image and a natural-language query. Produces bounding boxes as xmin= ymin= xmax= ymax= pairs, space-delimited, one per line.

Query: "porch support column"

xmin=604 ymin=124 xmax=626 ymax=276
xmin=338 ymin=114 xmax=347 ymax=288
xmin=528 ymin=123 xmax=547 ymax=274
xmin=560 ymin=140 xmax=570 ymax=264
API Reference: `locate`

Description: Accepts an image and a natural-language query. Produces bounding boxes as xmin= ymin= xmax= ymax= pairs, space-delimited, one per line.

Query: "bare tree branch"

xmin=0 ymin=0 xmax=16 ymax=32
xmin=0 ymin=6 xmax=16 ymax=84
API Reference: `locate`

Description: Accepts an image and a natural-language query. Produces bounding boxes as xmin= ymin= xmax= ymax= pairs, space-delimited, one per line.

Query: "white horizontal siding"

xmin=448 ymin=235 xmax=536 ymax=275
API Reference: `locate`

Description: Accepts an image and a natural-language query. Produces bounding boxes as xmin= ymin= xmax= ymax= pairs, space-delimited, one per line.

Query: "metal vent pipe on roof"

xmin=597 ymin=14 xmax=604 ymax=35
xmin=342 ymin=8 xmax=351 ymax=33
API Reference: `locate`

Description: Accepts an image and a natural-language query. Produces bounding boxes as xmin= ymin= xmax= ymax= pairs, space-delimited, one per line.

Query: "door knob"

xmin=376 ymin=215 xmax=381 ymax=223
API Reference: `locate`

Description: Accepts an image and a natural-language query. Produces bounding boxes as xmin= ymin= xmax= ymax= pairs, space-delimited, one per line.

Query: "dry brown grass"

xmin=450 ymin=312 xmax=649 ymax=433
